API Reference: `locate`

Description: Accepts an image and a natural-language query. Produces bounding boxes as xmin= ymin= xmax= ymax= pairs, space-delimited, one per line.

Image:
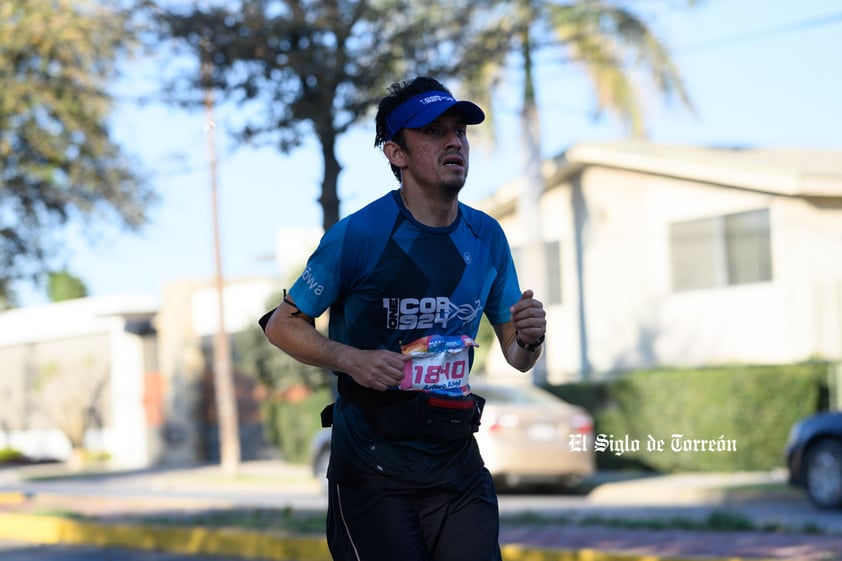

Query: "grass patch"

xmin=726 ymin=482 xmax=790 ymax=493
xmin=35 ymin=509 xmax=88 ymax=521
xmin=796 ymin=522 xmax=826 ymax=535
xmin=704 ymin=509 xmax=755 ymax=531
xmin=37 ymin=505 xmax=825 ymax=537
xmin=501 ymin=512 xmax=573 ymax=527
xmin=142 ymin=507 xmax=326 ymax=534
xmin=502 ymin=507 xmax=825 ymax=535
xmin=40 ymin=506 xmax=326 ymax=535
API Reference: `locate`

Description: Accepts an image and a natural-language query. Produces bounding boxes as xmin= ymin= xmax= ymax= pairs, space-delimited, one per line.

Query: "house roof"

xmin=0 ymin=293 xmax=159 ymax=347
xmin=477 ymin=142 xmax=842 ymax=219
xmin=562 ymin=141 xmax=842 ymax=197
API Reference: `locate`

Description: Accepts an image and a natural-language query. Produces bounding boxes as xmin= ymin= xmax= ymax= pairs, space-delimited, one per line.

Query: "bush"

xmin=262 ymin=386 xmax=333 ymax=464
xmin=0 ymin=448 xmax=24 ymax=464
xmin=547 ymin=362 xmax=830 ymax=472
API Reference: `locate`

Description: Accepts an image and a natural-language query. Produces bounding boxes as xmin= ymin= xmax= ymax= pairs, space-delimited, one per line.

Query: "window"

xmin=670 ymin=209 xmax=772 ymax=291
xmin=725 ymin=209 xmax=772 ymax=285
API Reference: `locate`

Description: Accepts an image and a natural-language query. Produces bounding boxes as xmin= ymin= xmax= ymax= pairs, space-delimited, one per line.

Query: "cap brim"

xmin=403 ymin=100 xmax=485 ymax=129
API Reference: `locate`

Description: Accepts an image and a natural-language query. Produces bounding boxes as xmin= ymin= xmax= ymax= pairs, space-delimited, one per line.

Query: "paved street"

xmin=4 ymin=462 xmax=842 ymax=534
xmin=1 ymin=461 xmax=842 ymax=560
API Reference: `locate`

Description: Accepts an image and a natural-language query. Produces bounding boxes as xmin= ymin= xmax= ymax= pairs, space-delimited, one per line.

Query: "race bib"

xmin=399 ymin=335 xmax=477 ymax=396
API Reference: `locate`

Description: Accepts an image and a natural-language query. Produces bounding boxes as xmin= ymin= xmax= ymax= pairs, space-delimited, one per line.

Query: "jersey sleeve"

xmin=483 ymin=222 xmax=521 ymax=326
xmin=287 ymin=220 xmax=349 ymax=318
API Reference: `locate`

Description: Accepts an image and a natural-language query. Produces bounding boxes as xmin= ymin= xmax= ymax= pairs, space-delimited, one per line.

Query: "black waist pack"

xmin=324 ymin=392 xmax=486 ymax=441
xmin=367 ymin=392 xmax=485 ymax=441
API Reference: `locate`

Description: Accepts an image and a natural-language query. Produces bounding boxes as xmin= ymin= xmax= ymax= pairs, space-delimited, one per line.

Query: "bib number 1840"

xmin=411 ymin=360 xmax=467 ymax=385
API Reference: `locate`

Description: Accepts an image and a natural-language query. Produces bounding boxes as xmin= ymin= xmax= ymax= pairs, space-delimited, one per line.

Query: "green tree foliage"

xmin=0 ymin=0 xmax=154 ymax=303
xmin=148 ymin=0 xmax=505 ymax=231
xmin=0 ymin=290 xmax=17 ymax=312
xmin=232 ymin=291 xmax=332 ymax=463
xmin=471 ymin=315 xmax=497 ymax=374
xmin=464 ymin=0 xmax=695 ymax=138
xmin=261 ymin=386 xmax=332 ymax=463
xmin=234 ymin=320 xmax=329 ymax=394
xmin=46 ymin=269 xmax=89 ymax=302
xmin=233 ymin=290 xmax=329 ymax=393
xmin=34 ymin=354 xmax=110 ymax=465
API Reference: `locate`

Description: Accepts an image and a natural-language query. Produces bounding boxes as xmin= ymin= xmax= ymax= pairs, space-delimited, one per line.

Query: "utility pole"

xmin=202 ymin=38 xmax=241 ymax=476
xmin=518 ymin=13 xmax=548 ymax=386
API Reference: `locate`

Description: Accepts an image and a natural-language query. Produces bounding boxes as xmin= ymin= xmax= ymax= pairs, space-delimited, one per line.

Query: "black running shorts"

xmin=326 ymin=468 xmax=502 ymax=561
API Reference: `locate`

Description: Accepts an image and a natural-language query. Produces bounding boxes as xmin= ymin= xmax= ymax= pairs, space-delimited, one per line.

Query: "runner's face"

xmin=401 ymin=109 xmax=470 ymax=196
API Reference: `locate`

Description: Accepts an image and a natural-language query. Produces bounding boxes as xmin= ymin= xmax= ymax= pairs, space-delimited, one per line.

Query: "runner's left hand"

xmin=509 ymin=289 xmax=546 ymax=346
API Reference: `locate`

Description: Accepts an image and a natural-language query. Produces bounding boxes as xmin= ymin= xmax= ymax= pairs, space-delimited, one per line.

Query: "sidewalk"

xmin=1 ymin=461 xmax=840 ymax=561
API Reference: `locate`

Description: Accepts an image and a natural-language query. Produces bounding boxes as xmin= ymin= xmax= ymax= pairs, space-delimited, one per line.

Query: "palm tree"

xmin=462 ymin=0 xmax=696 ymax=382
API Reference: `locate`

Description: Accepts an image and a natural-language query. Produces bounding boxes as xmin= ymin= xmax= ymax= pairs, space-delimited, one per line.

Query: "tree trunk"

xmin=319 ymin=130 xmax=342 ymax=231
xmin=67 ymin=448 xmax=86 ymax=472
xmin=517 ymin=19 xmax=548 ymax=385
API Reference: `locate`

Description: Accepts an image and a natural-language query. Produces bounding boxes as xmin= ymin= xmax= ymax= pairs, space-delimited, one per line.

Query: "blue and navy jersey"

xmin=289 ymin=189 xmax=520 ymax=350
xmin=287 ymin=189 xmax=521 ymax=487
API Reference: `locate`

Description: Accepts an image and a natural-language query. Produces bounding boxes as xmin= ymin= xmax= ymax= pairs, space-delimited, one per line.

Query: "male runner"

xmin=261 ymin=76 xmax=546 ymax=561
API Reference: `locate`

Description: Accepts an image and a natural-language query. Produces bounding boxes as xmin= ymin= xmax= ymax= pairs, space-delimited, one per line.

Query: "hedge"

xmin=547 ymin=362 xmax=831 ymax=472
xmin=262 ymin=387 xmax=333 ymax=464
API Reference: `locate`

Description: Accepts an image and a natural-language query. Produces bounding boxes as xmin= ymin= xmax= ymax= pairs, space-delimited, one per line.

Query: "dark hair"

xmin=374 ymin=77 xmax=452 ymax=182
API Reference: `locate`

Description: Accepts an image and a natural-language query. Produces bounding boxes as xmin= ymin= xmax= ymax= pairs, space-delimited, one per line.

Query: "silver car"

xmin=310 ymin=380 xmax=595 ymax=491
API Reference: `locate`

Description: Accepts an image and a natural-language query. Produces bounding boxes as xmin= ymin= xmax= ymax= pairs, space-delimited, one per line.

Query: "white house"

xmin=480 ymin=141 xmax=842 ymax=382
xmin=0 ymin=276 xmax=282 ymax=468
xmin=0 ymin=294 xmax=159 ymax=466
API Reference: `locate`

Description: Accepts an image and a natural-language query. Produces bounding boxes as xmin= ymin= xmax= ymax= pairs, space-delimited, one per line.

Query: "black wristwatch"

xmin=515 ymin=331 xmax=545 ymax=352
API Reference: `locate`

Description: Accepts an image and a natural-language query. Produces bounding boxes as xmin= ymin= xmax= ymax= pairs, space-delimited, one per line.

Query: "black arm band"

xmin=282 ymin=289 xmax=303 ymax=316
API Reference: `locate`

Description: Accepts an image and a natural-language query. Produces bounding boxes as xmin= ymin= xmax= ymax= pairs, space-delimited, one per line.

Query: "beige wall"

xmin=0 ymin=334 xmax=110 ymax=417
xmin=0 ymin=295 xmax=158 ymax=465
xmin=0 ymin=332 xmax=135 ymax=461
xmin=484 ymin=163 xmax=842 ymax=381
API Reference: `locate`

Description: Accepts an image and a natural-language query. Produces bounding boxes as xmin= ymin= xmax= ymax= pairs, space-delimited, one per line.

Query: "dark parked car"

xmin=310 ymin=380 xmax=595 ymax=491
xmin=785 ymin=411 xmax=842 ymax=509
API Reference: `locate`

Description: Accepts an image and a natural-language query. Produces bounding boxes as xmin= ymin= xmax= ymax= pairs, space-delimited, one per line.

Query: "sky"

xmin=14 ymin=0 xmax=842 ymax=307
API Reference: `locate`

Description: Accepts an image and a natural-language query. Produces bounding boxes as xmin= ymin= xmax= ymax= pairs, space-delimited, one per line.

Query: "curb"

xmin=0 ymin=492 xmax=26 ymax=505
xmin=0 ymin=513 xmax=330 ymax=561
xmin=0 ymin=512 xmax=771 ymax=561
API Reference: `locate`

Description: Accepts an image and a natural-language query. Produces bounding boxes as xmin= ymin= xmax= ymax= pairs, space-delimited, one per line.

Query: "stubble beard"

xmin=438 ymin=170 xmax=467 ymax=201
